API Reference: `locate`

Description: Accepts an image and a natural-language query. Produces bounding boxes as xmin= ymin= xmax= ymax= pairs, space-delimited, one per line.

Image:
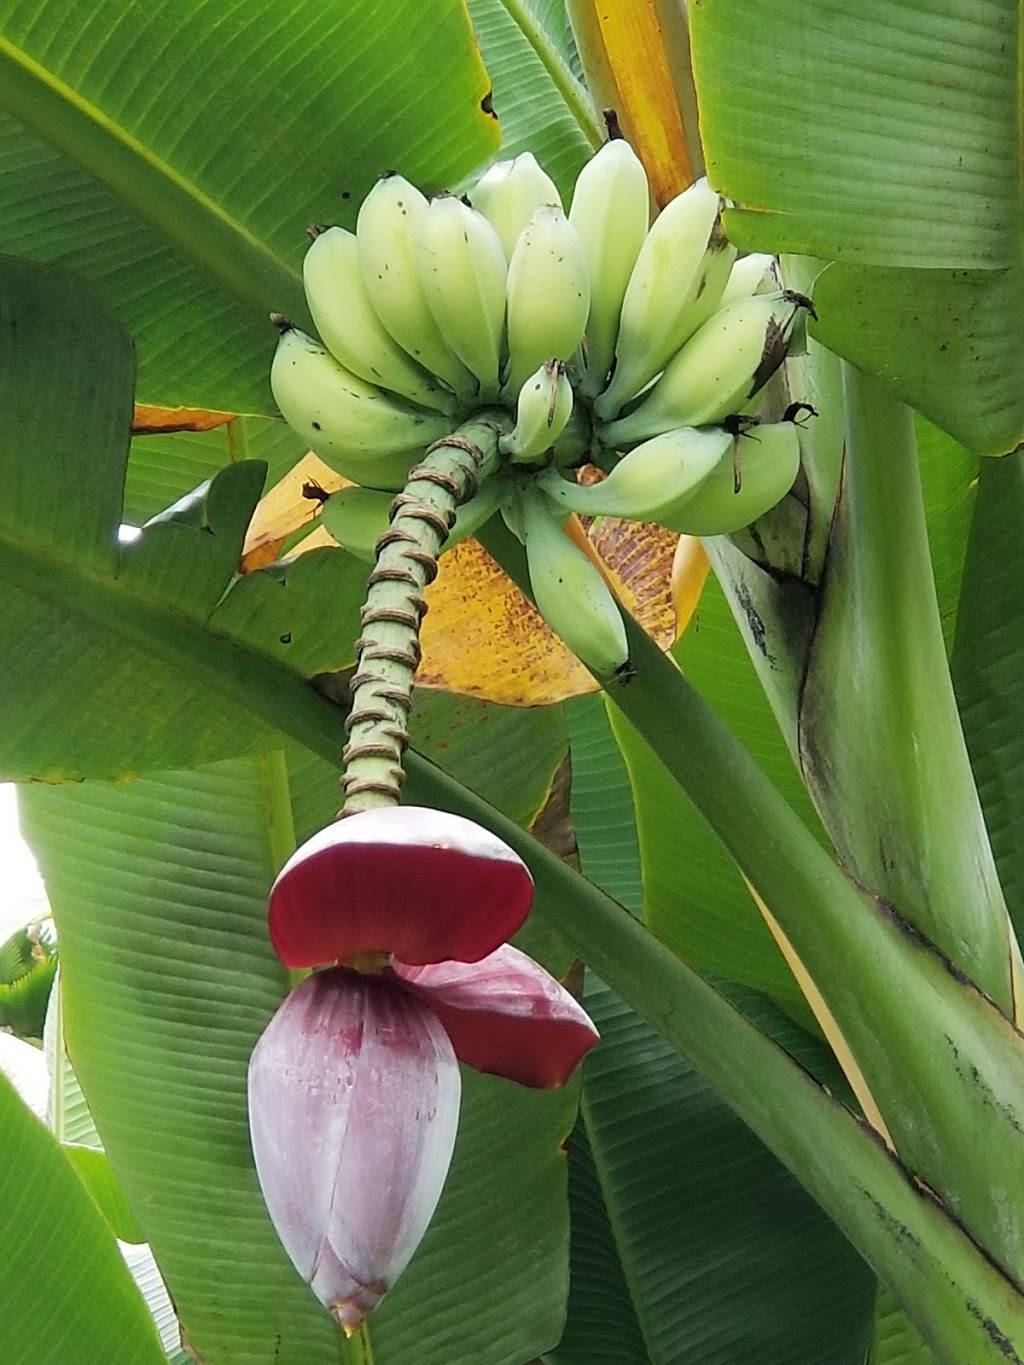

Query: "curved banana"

xmin=594 ymin=178 xmax=736 ymax=420
xmin=303 ymin=227 xmax=454 ymax=413
xmin=600 ymin=291 xmax=812 ymax=448
xmin=323 ymin=475 xmax=508 ymax=562
xmin=718 ymin=252 xmax=779 ymax=310
xmin=661 ymin=419 xmax=802 ymax=535
xmin=416 ymin=196 xmax=507 ymax=398
xmin=568 ymin=140 xmax=650 ymax=397
xmin=520 ymin=487 xmax=629 ymax=680
xmin=470 ymin=152 xmax=562 ymax=260
xmin=500 ymin=361 xmax=573 ymax=464
xmin=537 ymin=426 xmax=731 ymax=521
xmin=356 ymin=175 xmax=477 ymax=399
xmin=271 ymin=327 xmax=449 ymax=490
xmin=503 ymin=206 xmax=590 ymax=396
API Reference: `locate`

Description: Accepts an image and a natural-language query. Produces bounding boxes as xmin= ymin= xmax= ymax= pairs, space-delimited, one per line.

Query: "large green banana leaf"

xmin=953 ymin=453 xmax=1024 ymax=942
xmin=124 ymin=417 xmax=307 ymax=527
xmin=0 ymin=1068 xmax=166 ymax=1365
xmin=688 ymin=0 xmax=1024 ymax=454
xmin=0 ymin=0 xmax=498 ymax=413
xmin=0 ymin=254 xmax=370 ymax=779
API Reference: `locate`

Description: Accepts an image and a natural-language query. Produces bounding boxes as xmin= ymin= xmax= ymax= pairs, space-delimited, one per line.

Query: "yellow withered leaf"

xmin=569 ymin=0 xmax=697 ymax=203
xmin=132 ymin=404 xmax=236 ymax=434
xmin=416 ymin=517 xmax=678 ymax=705
xmin=240 ymin=453 xmax=349 ymax=572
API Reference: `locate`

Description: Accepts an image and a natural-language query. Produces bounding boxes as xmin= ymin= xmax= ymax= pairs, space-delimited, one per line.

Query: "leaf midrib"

xmin=0 ymin=37 xmax=310 ymax=328
xmin=0 ymin=524 xmax=338 ymax=775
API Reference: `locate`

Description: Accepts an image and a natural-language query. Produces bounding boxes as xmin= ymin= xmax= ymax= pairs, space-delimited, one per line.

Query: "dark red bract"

xmin=269 ymin=806 xmax=534 ymax=968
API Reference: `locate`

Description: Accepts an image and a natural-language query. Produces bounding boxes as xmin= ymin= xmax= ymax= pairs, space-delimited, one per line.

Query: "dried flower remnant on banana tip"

xmin=249 ymin=807 xmax=598 ymax=1333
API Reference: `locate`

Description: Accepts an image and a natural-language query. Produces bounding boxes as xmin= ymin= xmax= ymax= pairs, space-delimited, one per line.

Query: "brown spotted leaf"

xmin=132 ymin=405 xmax=236 ymax=435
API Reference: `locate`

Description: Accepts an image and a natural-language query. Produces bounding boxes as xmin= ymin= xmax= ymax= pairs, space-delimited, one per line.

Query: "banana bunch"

xmin=270 ymin=139 xmax=816 ymax=673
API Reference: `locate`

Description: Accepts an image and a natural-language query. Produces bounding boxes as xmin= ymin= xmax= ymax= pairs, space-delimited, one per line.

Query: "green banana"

xmin=568 ymin=139 xmax=650 ymax=397
xmin=537 ymin=425 xmax=731 ymax=521
xmin=470 ymin=152 xmax=562 ymax=260
xmin=270 ymin=326 xmax=449 ymax=490
xmin=320 ymin=486 xmax=393 ymax=561
xmin=356 ymin=175 xmax=477 ymax=399
xmin=417 ymin=196 xmax=507 ymax=398
xmin=660 ymin=419 xmax=802 ymax=535
xmin=303 ymin=227 xmax=454 ymax=413
xmin=519 ymin=487 xmax=629 ymax=680
xmin=500 ymin=361 xmax=573 ymax=464
xmin=503 ymin=206 xmax=591 ymax=396
xmin=600 ymin=291 xmax=812 ymax=448
xmin=322 ymin=476 xmax=508 ymax=562
xmin=594 ymin=178 xmax=737 ymax=420
xmin=718 ymin=252 xmax=778 ymax=309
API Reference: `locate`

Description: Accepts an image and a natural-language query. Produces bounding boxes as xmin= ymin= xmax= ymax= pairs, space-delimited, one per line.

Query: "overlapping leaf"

xmin=0 ymin=256 xmax=366 ymax=780
xmin=0 ymin=0 xmax=498 ymax=411
xmin=688 ymin=0 xmax=1024 ymax=453
xmin=0 ymin=1069 xmax=165 ymax=1365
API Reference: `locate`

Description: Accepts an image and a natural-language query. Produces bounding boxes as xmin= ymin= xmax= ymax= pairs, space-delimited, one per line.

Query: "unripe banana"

xmin=520 ymin=488 xmax=629 ymax=680
xmin=537 ymin=426 xmax=731 ymax=521
xmin=303 ymin=227 xmax=454 ymax=414
xmin=357 ymin=175 xmax=477 ymax=399
xmin=271 ymin=327 xmax=449 ymax=491
xmin=321 ymin=486 xmax=392 ymax=561
xmin=660 ymin=419 xmax=802 ymax=535
xmin=600 ymin=291 xmax=812 ymax=448
xmin=416 ymin=197 xmax=507 ymax=397
xmin=718 ymin=252 xmax=779 ymax=310
xmin=503 ymin=206 xmax=590 ymax=396
xmin=500 ymin=361 xmax=573 ymax=464
xmin=323 ymin=476 xmax=508 ymax=562
xmin=568 ymin=140 xmax=650 ymax=397
xmin=470 ymin=152 xmax=562 ymax=260
xmin=594 ymin=178 xmax=737 ymax=420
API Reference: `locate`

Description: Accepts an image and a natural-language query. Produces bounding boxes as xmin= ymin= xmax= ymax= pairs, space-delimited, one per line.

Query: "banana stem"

xmin=340 ymin=413 xmax=506 ymax=815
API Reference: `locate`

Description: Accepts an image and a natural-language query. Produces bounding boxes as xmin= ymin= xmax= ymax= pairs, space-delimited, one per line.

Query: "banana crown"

xmin=271 ymin=142 xmax=818 ymax=652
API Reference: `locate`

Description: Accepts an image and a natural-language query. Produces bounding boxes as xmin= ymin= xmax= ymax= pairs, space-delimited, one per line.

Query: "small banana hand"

xmin=594 ymin=178 xmax=737 ymax=420
xmin=601 ymin=290 xmax=813 ymax=448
